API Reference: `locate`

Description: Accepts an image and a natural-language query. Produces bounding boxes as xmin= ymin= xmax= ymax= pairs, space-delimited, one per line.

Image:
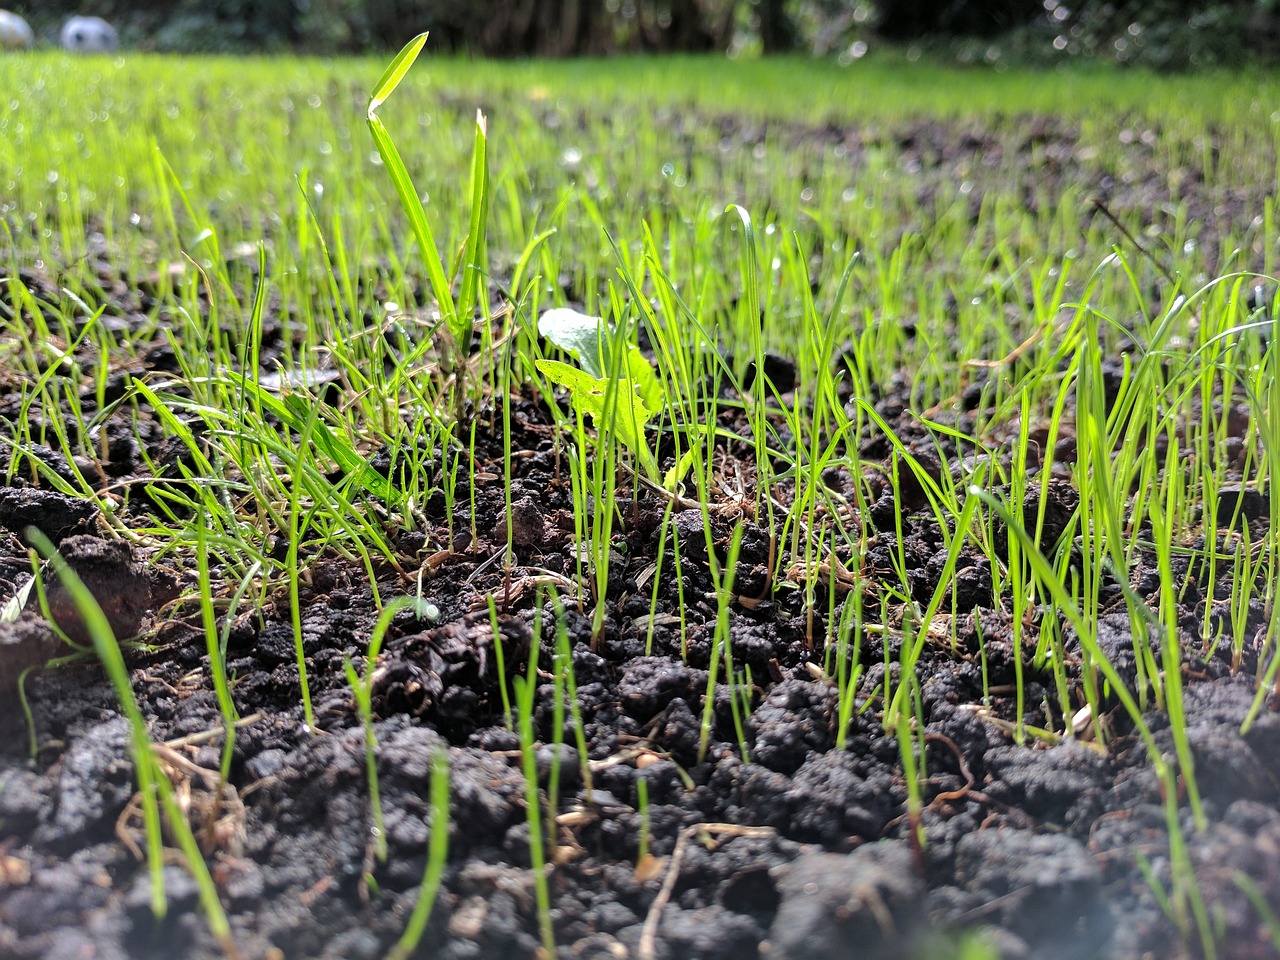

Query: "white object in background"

xmin=0 ymin=10 xmax=34 ymax=50
xmin=61 ymin=15 xmax=119 ymax=52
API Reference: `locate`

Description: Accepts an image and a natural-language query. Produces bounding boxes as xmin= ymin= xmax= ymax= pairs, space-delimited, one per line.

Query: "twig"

xmin=1088 ymin=195 xmax=1177 ymax=287
xmin=162 ymin=711 xmax=266 ymax=749
xmin=638 ymin=822 xmax=776 ymax=960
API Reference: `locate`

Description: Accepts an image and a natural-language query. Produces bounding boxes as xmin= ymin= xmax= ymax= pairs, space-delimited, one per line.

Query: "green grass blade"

xmin=367 ymin=116 xmax=456 ymax=335
xmin=368 ymin=32 xmax=429 ymax=115
xmin=366 ymin=36 xmax=457 ymax=347
xmin=30 ymin=531 xmax=239 ymax=955
xmin=27 ymin=531 xmax=168 ymax=920
xmin=455 ymin=110 xmax=489 ymax=355
xmin=385 ymin=750 xmax=451 ymax=960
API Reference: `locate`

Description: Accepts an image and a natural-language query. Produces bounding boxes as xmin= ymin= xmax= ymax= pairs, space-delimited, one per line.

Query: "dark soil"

xmin=2 ymin=113 xmax=1279 ymax=960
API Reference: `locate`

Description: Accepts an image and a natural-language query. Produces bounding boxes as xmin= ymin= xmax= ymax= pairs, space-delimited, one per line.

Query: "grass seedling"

xmin=514 ymin=640 xmax=557 ymax=958
xmin=551 ymin=593 xmax=595 ymax=798
xmin=545 ymin=605 xmax=568 ymax=843
xmin=635 ymin=775 xmax=654 ymax=873
xmin=286 ymin=401 xmax=322 ymax=733
xmin=27 ymin=530 xmax=238 ymax=959
xmin=886 ymin=482 xmax=983 ymax=731
xmin=486 ymin=595 xmax=513 ymax=730
xmin=1235 ymin=873 xmax=1280 ymax=953
xmin=345 ymin=596 xmax=440 ymax=866
xmin=367 ymin=32 xmax=489 ymax=425
xmin=698 ymin=522 xmax=745 ymax=764
xmin=725 ymin=205 xmax=774 ymax=528
xmin=384 ymin=749 xmax=451 ymax=960
xmin=832 ymin=587 xmax=865 ymax=751
xmin=195 ymin=510 xmax=238 ymax=784
xmin=895 ymin=701 xmax=925 ymax=851
xmin=15 ymin=665 xmax=38 ymax=758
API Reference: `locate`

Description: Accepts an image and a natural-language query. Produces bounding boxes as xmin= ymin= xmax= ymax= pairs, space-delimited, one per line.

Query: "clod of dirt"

xmin=946 ymin=829 xmax=1111 ymax=960
xmin=785 ymin=750 xmax=904 ymax=844
xmin=982 ymin=742 xmax=1111 ymax=830
xmin=992 ymin=478 xmax=1080 ymax=558
xmin=496 ymin=496 xmax=546 ymax=550
xmin=740 ymin=352 xmax=798 ymax=395
xmin=0 ymin=614 xmax=62 ymax=693
xmin=0 ymin=487 xmax=98 ymax=546
xmin=374 ymin=616 xmax=527 ymax=733
xmin=649 ymin=695 xmax=703 ymax=765
xmin=671 ymin=509 xmax=710 ymax=564
xmin=5 ymin=443 xmax=88 ymax=487
xmin=1216 ymin=483 xmax=1270 ymax=528
xmin=1088 ymin=612 xmax=1150 ymax=695
xmin=1159 ymin=677 xmax=1280 ymax=805
xmin=618 ymin=657 xmax=709 ymax=722
xmin=865 ymin=447 xmax=946 ymax=529
xmin=765 ymin=843 xmax=927 ymax=960
xmin=749 ymin=678 xmax=837 ymax=774
xmin=647 ymin=903 xmax=763 ymax=959
xmin=42 ymin=536 xmax=152 ymax=645
xmin=1170 ymin=801 xmax=1280 ymax=960
xmin=0 ymin=765 xmax=49 ymax=840
xmin=42 ymin=716 xmax=136 ymax=849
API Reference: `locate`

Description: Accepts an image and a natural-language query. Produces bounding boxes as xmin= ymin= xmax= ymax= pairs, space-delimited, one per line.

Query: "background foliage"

xmin=9 ymin=0 xmax=1280 ymax=65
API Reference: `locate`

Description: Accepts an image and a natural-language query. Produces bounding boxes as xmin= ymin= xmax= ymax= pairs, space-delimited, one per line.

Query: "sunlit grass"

xmin=1 ymin=46 xmax=1278 ymax=959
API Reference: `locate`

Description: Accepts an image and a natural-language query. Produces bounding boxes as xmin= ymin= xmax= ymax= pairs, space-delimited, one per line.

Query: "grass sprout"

xmin=26 ymin=530 xmax=239 ymax=959
xmin=3 ymin=44 xmax=1278 ymax=960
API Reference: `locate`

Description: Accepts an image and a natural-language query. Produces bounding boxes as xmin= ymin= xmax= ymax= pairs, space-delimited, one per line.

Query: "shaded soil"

xmin=2 ymin=113 xmax=1279 ymax=960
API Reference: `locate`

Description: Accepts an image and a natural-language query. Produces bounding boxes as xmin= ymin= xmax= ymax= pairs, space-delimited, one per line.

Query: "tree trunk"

xmin=756 ymin=0 xmax=795 ymax=52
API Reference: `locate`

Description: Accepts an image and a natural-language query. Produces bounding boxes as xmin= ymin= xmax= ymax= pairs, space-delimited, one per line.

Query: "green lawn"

xmin=2 ymin=48 xmax=1278 ymax=959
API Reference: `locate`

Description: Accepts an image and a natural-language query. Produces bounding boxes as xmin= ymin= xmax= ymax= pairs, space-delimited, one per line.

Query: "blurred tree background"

xmin=10 ymin=0 xmax=1280 ymax=66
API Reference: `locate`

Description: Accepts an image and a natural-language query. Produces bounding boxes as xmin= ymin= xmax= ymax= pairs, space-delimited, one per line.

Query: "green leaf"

xmin=538 ymin=307 xmax=662 ymax=410
xmin=536 ymin=357 xmax=605 ymax=397
xmin=663 ymin=448 xmax=697 ymax=491
xmin=367 ymin=33 xmax=458 ymax=367
xmin=366 ymin=115 xmax=455 ymax=339
xmin=536 ymin=359 xmax=659 ymax=480
xmin=221 ymin=371 xmax=401 ymax=504
xmin=623 ymin=344 xmax=663 ymax=411
xmin=368 ymin=32 xmax=429 ymax=115
xmin=539 ymin=307 xmax=608 ymax=379
xmin=454 ymin=110 xmax=489 ymax=357
xmin=0 ymin=575 xmax=35 ymax=623
xmin=537 ymin=307 xmax=666 ymax=482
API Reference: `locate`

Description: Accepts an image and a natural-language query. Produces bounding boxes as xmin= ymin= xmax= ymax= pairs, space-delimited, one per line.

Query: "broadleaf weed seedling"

xmin=535 ymin=288 xmax=691 ymax=643
xmin=535 ymin=305 xmax=665 ymax=486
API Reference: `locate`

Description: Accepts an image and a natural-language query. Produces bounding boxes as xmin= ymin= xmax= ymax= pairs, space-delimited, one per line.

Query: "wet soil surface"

xmin=2 ymin=114 xmax=1280 ymax=960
